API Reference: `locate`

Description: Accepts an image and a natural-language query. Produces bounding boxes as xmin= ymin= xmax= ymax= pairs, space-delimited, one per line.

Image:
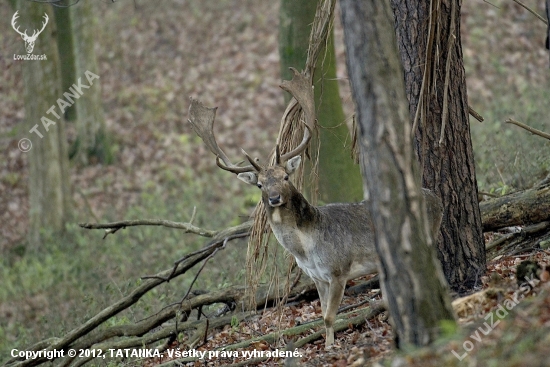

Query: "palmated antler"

xmin=188 ymin=98 xmax=260 ymax=173
xmin=278 ymin=67 xmax=315 ymax=163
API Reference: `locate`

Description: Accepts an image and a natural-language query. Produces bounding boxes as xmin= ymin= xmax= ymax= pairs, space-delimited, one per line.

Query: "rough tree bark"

xmin=279 ymin=0 xmax=363 ymax=202
xmin=340 ymin=0 xmax=455 ymax=347
xmin=17 ymin=0 xmax=72 ymax=248
xmin=391 ymin=0 xmax=485 ymax=291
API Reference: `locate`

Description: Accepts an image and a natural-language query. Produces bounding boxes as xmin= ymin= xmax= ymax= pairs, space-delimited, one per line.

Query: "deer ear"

xmin=285 ymin=156 xmax=301 ymax=174
xmin=237 ymin=172 xmax=258 ymax=185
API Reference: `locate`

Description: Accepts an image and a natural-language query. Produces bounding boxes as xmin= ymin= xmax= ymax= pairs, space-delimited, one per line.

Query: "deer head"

xmin=11 ymin=11 xmax=49 ymax=54
xmin=188 ymin=68 xmax=315 ymax=208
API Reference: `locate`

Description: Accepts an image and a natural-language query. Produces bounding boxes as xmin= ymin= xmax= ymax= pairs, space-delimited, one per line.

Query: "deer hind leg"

xmin=323 ymin=279 xmax=346 ymax=347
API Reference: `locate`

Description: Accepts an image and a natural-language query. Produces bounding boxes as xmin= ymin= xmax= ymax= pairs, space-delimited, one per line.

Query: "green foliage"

xmin=0 ymin=169 xmax=253 ymax=364
xmin=439 ymin=319 xmax=459 ymax=337
xmin=463 ymin=5 xmax=550 ymax=193
xmin=470 ymin=85 xmax=550 ymax=192
xmin=230 ymin=315 xmax=240 ymax=328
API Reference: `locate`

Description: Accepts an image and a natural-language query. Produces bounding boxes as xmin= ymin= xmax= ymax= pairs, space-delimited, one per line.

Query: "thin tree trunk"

xmin=18 ymin=0 xmax=72 ymax=248
xmin=340 ymin=0 xmax=455 ymax=347
xmin=279 ymin=0 xmax=362 ymax=202
xmin=55 ymin=1 xmax=111 ymax=164
xmin=53 ymin=7 xmax=77 ymax=122
xmin=391 ymin=0 xmax=485 ymax=292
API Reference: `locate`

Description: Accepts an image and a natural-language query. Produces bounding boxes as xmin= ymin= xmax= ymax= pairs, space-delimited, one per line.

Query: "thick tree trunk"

xmin=391 ymin=0 xmax=485 ymax=292
xmin=480 ymin=183 xmax=550 ymax=232
xmin=340 ymin=0 xmax=455 ymax=348
xmin=18 ymin=1 xmax=72 ymax=248
xmin=279 ymin=0 xmax=362 ymax=202
xmin=54 ymin=1 xmax=111 ymax=164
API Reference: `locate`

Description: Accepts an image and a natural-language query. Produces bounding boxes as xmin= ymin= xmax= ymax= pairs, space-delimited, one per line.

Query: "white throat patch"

xmin=271 ymin=207 xmax=282 ymax=223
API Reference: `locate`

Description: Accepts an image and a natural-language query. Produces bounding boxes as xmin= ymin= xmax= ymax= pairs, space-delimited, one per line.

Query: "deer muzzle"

xmin=268 ymin=194 xmax=282 ymax=207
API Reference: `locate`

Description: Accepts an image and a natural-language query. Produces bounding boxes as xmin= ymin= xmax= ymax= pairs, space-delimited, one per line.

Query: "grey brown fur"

xmin=188 ymin=69 xmax=443 ymax=347
xmin=237 ymin=158 xmax=442 ymax=347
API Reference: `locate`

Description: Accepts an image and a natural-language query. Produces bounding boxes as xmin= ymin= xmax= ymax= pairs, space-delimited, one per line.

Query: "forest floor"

xmin=1 ymin=0 xmax=550 ymax=366
xmin=144 ymin=251 xmax=550 ymax=367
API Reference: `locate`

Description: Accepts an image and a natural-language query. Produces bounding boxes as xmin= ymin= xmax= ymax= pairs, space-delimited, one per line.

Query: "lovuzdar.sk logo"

xmin=12 ymin=10 xmax=48 ymax=60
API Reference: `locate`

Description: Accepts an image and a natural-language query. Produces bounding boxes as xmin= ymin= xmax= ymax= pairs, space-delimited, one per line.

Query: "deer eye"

xmin=284 ymin=175 xmax=289 ymax=181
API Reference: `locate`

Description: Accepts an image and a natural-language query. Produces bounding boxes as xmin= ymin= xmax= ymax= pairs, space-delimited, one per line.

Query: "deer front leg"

xmin=313 ymin=279 xmax=329 ymax=317
xmin=323 ymin=279 xmax=346 ymax=347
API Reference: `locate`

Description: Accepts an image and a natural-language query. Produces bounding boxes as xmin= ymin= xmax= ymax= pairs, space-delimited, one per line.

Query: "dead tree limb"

xmin=486 ymin=221 xmax=550 ymax=258
xmin=79 ymin=216 xmax=217 ymax=239
xmin=8 ymin=261 xmax=318 ymax=367
xmin=505 ymin=118 xmax=550 ymax=141
xmin=512 ymin=0 xmax=548 ymax=25
xmin=59 ymin=281 xmax=317 ymax=367
xmin=7 ymin=222 xmax=251 ymax=367
xmin=480 ymin=183 xmax=550 ymax=232
xmin=64 ymin=312 xmax=254 ymax=367
xmin=468 ymin=106 xmax=484 ymax=122
xmin=158 ymin=304 xmax=385 ymax=367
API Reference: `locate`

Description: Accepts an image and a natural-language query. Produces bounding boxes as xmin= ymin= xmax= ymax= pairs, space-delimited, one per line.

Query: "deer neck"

xmin=263 ymin=188 xmax=317 ymax=229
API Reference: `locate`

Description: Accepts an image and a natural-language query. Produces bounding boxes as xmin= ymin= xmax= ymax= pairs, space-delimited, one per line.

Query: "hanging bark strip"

xmin=391 ymin=0 xmax=485 ymax=292
xmin=246 ymin=0 xmax=336 ymax=309
xmin=340 ymin=0 xmax=455 ymax=347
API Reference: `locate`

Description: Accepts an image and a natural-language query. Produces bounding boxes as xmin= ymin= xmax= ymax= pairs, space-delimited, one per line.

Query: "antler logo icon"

xmin=11 ymin=11 xmax=49 ymax=54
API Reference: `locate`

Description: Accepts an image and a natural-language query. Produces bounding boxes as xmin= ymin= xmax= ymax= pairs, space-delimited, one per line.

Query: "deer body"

xmin=261 ymin=179 xmax=378 ymax=284
xmin=267 ymin=196 xmax=379 ymax=347
xmin=188 ymin=68 xmax=443 ymax=347
xmin=238 ymin=157 xmax=442 ymax=347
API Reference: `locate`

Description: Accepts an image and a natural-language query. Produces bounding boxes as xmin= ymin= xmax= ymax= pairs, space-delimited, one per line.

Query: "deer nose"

xmin=269 ymin=194 xmax=281 ymax=206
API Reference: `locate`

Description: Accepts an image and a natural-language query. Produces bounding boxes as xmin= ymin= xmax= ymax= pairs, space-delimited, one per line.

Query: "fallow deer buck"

xmin=188 ymin=68 xmax=443 ymax=347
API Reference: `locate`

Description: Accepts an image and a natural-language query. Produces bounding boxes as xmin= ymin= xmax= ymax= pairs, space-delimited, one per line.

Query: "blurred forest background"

xmin=0 ymin=0 xmax=549 ymax=363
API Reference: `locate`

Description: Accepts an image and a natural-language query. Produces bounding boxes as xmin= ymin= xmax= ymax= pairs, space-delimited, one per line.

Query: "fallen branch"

xmin=65 ymin=312 xmax=254 ymax=367
xmin=7 ymin=222 xmax=252 ymax=367
xmin=158 ymin=303 xmax=385 ymax=366
xmin=346 ymin=275 xmax=380 ymax=296
xmin=486 ymin=221 xmax=550 ymax=258
xmin=338 ymin=292 xmax=379 ymax=313
xmin=79 ymin=208 xmax=218 ymax=239
xmin=8 ymin=267 xmax=318 ymax=367
xmin=480 ymin=183 xmax=550 ymax=232
xmin=61 ymin=280 xmax=317 ymax=367
xmin=143 ymin=231 xmax=248 ymax=282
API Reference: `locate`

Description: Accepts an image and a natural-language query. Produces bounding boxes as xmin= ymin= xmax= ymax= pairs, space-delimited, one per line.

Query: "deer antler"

xmin=11 ymin=11 xmax=48 ymax=39
xmin=11 ymin=11 xmax=26 ymax=37
xmin=188 ymin=98 xmax=260 ymax=174
xmin=278 ymin=67 xmax=315 ymax=163
xmin=34 ymin=13 xmax=49 ymax=38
